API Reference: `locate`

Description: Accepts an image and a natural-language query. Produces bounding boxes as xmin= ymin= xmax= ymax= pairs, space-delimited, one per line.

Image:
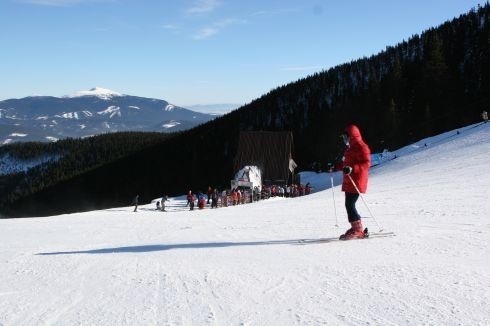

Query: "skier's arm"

xmin=351 ymin=145 xmax=371 ymax=173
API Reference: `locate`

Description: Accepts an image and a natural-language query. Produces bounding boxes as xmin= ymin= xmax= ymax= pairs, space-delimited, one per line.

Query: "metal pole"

xmin=330 ymin=172 xmax=339 ymax=227
xmin=347 ymin=174 xmax=383 ymax=232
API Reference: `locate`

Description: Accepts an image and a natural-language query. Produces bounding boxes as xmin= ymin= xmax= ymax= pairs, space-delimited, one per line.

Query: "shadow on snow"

xmin=36 ymin=237 xmax=339 ymax=255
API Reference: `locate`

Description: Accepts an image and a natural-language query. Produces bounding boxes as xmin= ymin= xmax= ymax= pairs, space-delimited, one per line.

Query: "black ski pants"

xmin=345 ymin=192 xmax=361 ymax=222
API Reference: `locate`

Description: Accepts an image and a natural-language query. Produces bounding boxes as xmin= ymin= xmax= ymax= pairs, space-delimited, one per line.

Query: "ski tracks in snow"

xmin=1 ymin=254 xmax=93 ymax=325
xmin=152 ymin=267 xmax=221 ymax=325
xmin=35 ymin=262 xmax=88 ymax=325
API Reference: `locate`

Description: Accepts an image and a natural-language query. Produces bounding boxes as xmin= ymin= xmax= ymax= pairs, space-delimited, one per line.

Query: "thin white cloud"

xmin=215 ymin=18 xmax=244 ymax=28
xmin=186 ymin=0 xmax=221 ymax=15
xmin=251 ymin=7 xmax=299 ymax=17
xmin=193 ymin=27 xmax=219 ymax=40
xmin=192 ymin=18 xmax=245 ymax=40
xmin=162 ymin=24 xmax=181 ymax=34
xmin=162 ymin=24 xmax=179 ymax=30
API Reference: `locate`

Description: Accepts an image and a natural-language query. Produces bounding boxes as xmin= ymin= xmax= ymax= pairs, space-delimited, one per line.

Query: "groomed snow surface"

xmin=1 ymin=123 xmax=489 ymax=325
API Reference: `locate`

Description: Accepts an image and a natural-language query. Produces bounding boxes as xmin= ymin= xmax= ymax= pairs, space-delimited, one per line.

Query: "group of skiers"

xmin=182 ymin=182 xmax=315 ymax=210
xmin=155 ymin=195 xmax=168 ymax=211
xmin=132 ymin=194 xmax=168 ymax=212
xmin=261 ymin=183 xmax=312 ymax=198
xmin=186 ymin=188 xmax=220 ymax=210
xmin=184 ymin=187 xmax=253 ymax=209
xmin=133 ymin=124 xmax=372 ymax=241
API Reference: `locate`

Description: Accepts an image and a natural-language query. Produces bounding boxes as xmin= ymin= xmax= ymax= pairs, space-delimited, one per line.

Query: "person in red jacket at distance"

xmin=339 ymin=124 xmax=371 ymax=240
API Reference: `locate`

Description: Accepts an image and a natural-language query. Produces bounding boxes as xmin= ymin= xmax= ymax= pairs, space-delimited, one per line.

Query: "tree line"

xmin=0 ymin=132 xmax=175 ymax=213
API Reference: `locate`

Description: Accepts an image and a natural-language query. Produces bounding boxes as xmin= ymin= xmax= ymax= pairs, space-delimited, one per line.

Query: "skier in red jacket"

xmin=339 ymin=124 xmax=371 ymax=240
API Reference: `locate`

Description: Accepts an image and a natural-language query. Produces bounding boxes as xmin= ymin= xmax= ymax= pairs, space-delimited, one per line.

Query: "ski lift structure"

xmin=232 ymin=131 xmax=298 ymax=190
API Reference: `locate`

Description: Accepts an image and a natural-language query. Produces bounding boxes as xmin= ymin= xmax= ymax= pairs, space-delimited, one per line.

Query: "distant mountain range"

xmin=186 ymin=103 xmax=241 ymax=115
xmin=0 ymin=87 xmax=216 ymax=145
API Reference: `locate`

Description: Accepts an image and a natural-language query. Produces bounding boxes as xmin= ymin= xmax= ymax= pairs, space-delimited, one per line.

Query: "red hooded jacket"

xmin=341 ymin=125 xmax=371 ymax=194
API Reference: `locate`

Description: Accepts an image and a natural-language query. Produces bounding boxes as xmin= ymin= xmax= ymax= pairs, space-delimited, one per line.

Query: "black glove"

xmin=343 ymin=166 xmax=352 ymax=175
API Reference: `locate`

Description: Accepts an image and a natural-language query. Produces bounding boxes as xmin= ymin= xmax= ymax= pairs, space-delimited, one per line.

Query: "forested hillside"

xmin=1 ymin=4 xmax=488 ymax=218
xmin=0 ymin=132 xmax=174 ymax=215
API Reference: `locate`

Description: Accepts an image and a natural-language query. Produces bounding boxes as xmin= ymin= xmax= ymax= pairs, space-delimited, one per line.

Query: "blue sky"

xmin=0 ymin=0 xmax=486 ymax=106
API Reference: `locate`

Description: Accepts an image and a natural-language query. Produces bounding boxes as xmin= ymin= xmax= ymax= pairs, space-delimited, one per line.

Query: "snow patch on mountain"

xmin=162 ymin=121 xmax=181 ymax=129
xmin=97 ymin=106 xmax=121 ymax=118
xmin=35 ymin=116 xmax=49 ymax=120
xmin=56 ymin=112 xmax=79 ymax=119
xmin=0 ymin=153 xmax=61 ymax=176
xmin=164 ymin=104 xmax=175 ymax=111
xmin=67 ymin=87 xmax=122 ymax=100
xmin=128 ymin=106 xmax=141 ymax=110
xmin=46 ymin=136 xmax=58 ymax=142
xmin=9 ymin=133 xmax=27 ymax=137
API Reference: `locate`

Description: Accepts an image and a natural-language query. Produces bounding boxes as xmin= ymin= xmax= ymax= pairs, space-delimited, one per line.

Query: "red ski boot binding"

xmin=340 ymin=220 xmax=367 ymax=240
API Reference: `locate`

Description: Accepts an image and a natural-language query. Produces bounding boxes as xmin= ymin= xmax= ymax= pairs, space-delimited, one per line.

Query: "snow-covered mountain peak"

xmin=67 ymin=87 xmax=123 ymax=100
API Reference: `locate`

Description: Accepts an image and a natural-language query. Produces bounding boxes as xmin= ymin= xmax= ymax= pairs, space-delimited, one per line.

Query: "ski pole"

xmin=347 ymin=174 xmax=383 ymax=232
xmin=330 ymin=171 xmax=339 ymax=227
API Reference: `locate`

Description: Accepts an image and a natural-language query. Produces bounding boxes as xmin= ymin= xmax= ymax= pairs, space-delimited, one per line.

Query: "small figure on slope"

xmin=133 ymin=195 xmax=139 ymax=212
xmin=207 ymin=186 xmax=213 ymax=204
xmin=339 ymin=124 xmax=371 ymax=240
xmin=211 ymin=189 xmax=219 ymax=208
xmin=161 ymin=194 xmax=168 ymax=212
xmin=186 ymin=191 xmax=193 ymax=207
xmin=189 ymin=193 xmax=195 ymax=211
xmin=198 ymin=195 xmax=206 ymax=209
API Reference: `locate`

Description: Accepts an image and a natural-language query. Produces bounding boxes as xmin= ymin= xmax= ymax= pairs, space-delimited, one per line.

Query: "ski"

xmin=297 ymin=231 xmax=395 ymax=244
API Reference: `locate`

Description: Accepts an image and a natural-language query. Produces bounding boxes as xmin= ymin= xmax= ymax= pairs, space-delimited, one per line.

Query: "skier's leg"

xmin=345 ymin=192 xmax=361 ymax=222
xmin=340 ymin=193 xmax=360 ymax=239
xmin=342 ymin=193 xmax=365 ymax=240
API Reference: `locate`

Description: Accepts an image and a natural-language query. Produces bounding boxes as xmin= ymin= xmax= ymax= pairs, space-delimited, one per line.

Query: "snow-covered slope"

xmin=0 ymin=123 xmax=489 ymax=325
xmin=0 ymin=153 xmax=61 ymax=176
